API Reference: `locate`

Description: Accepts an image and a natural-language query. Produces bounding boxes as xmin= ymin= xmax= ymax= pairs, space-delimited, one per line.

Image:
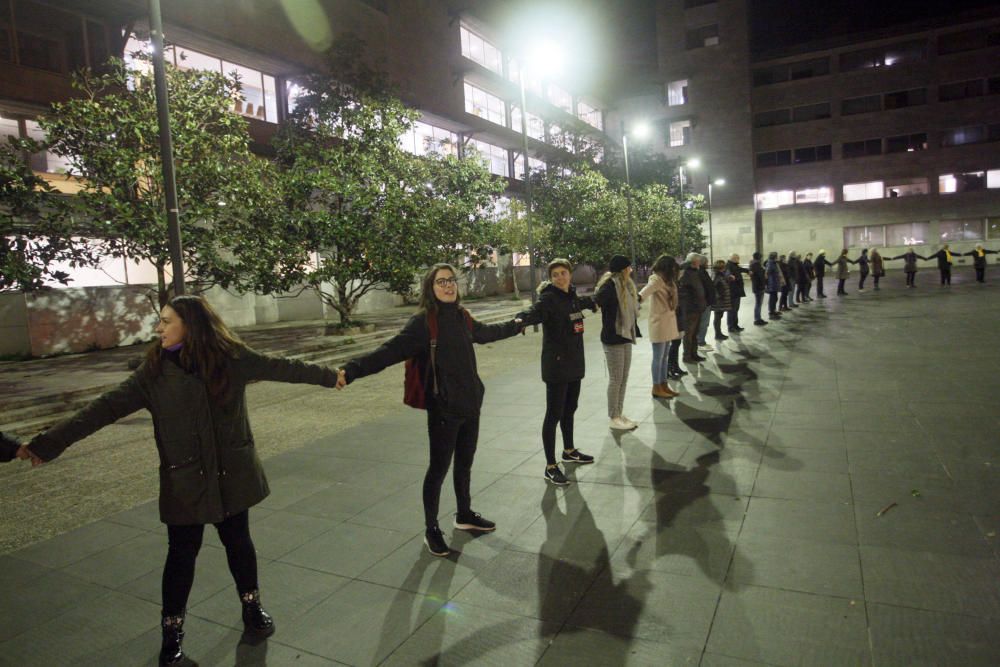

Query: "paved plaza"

xmin=1 ymin=273 xmax=999 ymax=666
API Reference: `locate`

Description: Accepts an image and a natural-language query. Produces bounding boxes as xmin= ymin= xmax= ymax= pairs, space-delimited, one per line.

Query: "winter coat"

xmin=965 ymin=248 xmax=998 ymax=268
xmin=814 ymin=254 xmax=833 ymax=277
xmin=639 ymin=273 xmax=682 ymax=343
xmin=595 ymin=278 xmax=642 ymax=345
xmin=857 ymin=254 xmax=870 ymax=275
xmin=835 ymin=255 xmax=852 ymax=279
xmin=891 ymin=251 xmax=924 ymax=273
xmin=787 ymin=257 xmax=801 ymax=287
xmin=778 ymin=260 xmax=793 ymax=288
xmin=871 ymin=253 xmax=885 ymax=276
xmin=800 ymin=259 xmax=814 ymax=284
xmin=678 ymin=264 xmax=707 ymax=315
xmin=699 ymin=266 xmax=717 ymax=307
xmin=712 ymin=271 xmax=733 ymax=312
xmin=764 ymin=259 xmax=781 ymax=293
xmin=927 ymin=249 xmax=956 ymax=269
xmin=725 ymin=261 xmax=748 ymax=298
xmin=29 ymin=349 xmax=339 ymax=525
xmin=344 ymin=303 xmax=521 ymax=417
xmin=0 ymin=431 xmax=20 ymax=462
xmin=517 ymin=283 xmax=596 ymax=383
xmin=749 ymin=259 xmax=766 ymax=293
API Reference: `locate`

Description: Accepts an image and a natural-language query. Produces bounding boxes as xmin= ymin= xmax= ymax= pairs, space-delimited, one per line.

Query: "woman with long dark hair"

xmin=338 ymin=263 xmax=523 ymax=556
xmin=639 ymin=254 xmax=683 ymax=398
xmin=517 ymin=259 xmax=598 ymax=486
xmin=595 ymin=255 xmax=642 ymax=431
xmin=22 ymin=295 xmax=341 ymax=665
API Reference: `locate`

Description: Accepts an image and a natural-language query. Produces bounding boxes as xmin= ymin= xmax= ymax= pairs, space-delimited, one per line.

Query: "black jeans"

xmin=425 ymin=411 xmax=478 ymax=528
xmin=668 ymin=339 xmax=681 ymax=368
xmin=976 ymin=267 xmax=985 ymax=282
xmin=859 ymin=269 xmax=869 ymax=289
xmin=873 ymin=274 xmax=881 ymax=289
xmin=713 ymin=310 xmax=726 ymax=336
xmin=542 ymin=380 xmax=581 ymax=465
xmin=767 ymin=292 xmax=778 ymax=315
xmin=906 ymin=271 xmax=916 ymax=286
xmin=682 ymin=311 xmax=701 ymax=359
xmin=837 ymin=279 xmax=847 ymax=294
xmin=754 ymin=292 xmax=764 ymax=321
xmin=940 ymin=267 xmax=951 ymax=284
xmin=163 ymin=510 xmax=258 ymax=616
xmin=727 ymin=296 xmax=742 ymax=329
xmin=779 ymin=286 xmax=789 ymax=309
xmin=816 ymin=275 xmax=825 ymax=296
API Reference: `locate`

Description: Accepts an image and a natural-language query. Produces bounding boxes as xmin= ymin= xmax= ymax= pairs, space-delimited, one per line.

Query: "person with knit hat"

xmin=595 ymin=254 xmax=641 ymax=431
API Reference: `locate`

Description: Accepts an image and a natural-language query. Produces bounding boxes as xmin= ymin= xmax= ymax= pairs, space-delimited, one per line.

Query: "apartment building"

xmin=0 ymin=0 xmax=608 ymax=354
xmin=620 ymin=0 xmax=1000 ymax=262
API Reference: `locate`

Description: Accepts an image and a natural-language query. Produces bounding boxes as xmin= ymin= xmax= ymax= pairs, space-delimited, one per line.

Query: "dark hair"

xmin=651 ymin=254 xmax=679 ymax=282
xmin=713 ymin=259 xmax=726 ymax=272
xmin=547 ymin=258 xmax=572 ymax=277
xmin=146 ymin=295 xmax=245 ymax=401
xmin=417 ymin=263 xmax=461 ymax=317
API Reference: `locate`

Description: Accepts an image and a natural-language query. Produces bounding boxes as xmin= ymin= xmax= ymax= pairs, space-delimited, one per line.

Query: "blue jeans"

xmin=651 ymin=342 xmax=670 ymax=384
xmin=753 ymin=292 xmax=763 ymax=321
xmin=697 ymin=306 xmax=712 ymax=345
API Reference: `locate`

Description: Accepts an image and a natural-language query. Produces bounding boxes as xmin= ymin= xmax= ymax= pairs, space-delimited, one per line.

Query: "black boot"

xmin=240 ymin=589 xmax=275 ymax=637
xmin=159 ymin=613 xmax=185 ymax=666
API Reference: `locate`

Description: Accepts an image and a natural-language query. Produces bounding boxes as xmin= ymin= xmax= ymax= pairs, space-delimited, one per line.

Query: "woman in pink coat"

xmin=640 ymin=254 xmax=683 ymax=399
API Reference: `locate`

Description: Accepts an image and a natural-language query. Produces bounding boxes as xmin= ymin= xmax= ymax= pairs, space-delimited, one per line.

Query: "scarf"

xmin=945 ymin=249 xmax=952 ymax=262
xmin=612 ymin=273 xmax=638 ymax=342
xmin=977 ymin=248 xmax=985 ymax=257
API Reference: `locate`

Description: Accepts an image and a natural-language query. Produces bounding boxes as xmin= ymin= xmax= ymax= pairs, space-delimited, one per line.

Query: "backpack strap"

xmin=427 ymin=311 xmax=439 ymax=398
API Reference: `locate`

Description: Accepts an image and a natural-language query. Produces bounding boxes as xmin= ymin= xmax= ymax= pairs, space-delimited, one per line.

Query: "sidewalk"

xmin=1 ymin=274 xmax=999 ymax=666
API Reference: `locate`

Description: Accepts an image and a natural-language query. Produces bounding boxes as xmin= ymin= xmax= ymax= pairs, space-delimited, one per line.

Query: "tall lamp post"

xmin=677 ymin=157 xmax=700 ymax=257
xmin=621 ymin=121 xmax=650 ymax=269
xmin=707 ymin=178 xmax=725 ymax=265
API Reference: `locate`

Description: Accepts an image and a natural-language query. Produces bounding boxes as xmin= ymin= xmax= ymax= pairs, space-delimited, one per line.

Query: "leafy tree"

xmin=270 ymin=38 xmax=501 ymax=324
xmin=0 ymin=139 xmax=98 ymax=291
xmin=38 ymin=56 xmax=266 ymax=307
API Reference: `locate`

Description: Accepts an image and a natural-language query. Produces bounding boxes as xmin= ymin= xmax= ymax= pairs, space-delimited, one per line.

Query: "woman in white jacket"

xmin=640 ymin=254 xmax=683 ymax=399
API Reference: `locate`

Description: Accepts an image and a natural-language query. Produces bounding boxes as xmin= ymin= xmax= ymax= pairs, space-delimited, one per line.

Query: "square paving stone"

xmin=276 ymin=579 xmax=443 ymax=665
xmin=706 ymin=585 xmax=871 ymax=666
xmin=537 ymin=626 xmax=701 ymax=666
xmin=246 ymin=509 xmax=343 ymax=561
xmin=751 ymin=469 xmax=853 ymax=504
xmin=728 ymin=534 xmax=863 ymax=599
xmin=59 ymin=531 xmax=165 ymax=590
xmin=868 ymin=602 xmax=1000 ymax=666
xmin=854 ymin=502 xmax=993 ymax=557
xmin=118 ymin=542 xmax=236 ymax=609
xmin=382 ymin=604 xmax=557 ymax=666
xmin=103 ymin=500 xmax=163 ymax=532
xmin=0 ymin=558 xmax=107 ymax=643
xmin=758 ymin=446 xmax=847 ymax=474
xmin=9 ymin=520 xmax=146 ymax=570
xmin=640 ymin=489 xmax=749 ymax=532
xmin=609 ymin=519 xmax=737 ymax=582
xmin=282 ymin=480 xmax=400 ymax=521
xmin=278 ymin=522 xmax=412 ymax=578
xmin=357 ymin=533 xmax=494 ymax=598
xmin=765 ymin=427 xmax=846 ymax=451
xmin=741 ymin=497 xmax=857 ymax=545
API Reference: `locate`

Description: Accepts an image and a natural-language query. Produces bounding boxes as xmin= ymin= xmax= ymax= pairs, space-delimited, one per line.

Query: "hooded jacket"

xmin=678 ymin=263 xmax=707 ymax=315
xmin=517 ymin=282 xmax=596 ymax=383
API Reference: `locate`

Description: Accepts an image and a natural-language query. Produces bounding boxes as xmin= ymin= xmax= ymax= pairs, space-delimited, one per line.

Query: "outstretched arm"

xmin=516 ymin=291 xmax=554 ymax=327
xmin=27 ymin=373 xmax=147 ymax=463
xmin=472 ymin=317 xmax=524 ymax=344
xmin=239 ymin=349 xmax=339 ymax=387
xmin=342 ymin=316 xmax=428 ymax=385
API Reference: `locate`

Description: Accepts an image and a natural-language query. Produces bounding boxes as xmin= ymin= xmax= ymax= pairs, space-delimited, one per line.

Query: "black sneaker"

xmin=424 ymin=526 xmax=450 ymax=556
xmin=544 ymin=465 xmax=570 ymax=486
xmin=562 ymin=449 xmax=595 ymax=464
xmin=454 ymin=511 xmax=496 ymax=532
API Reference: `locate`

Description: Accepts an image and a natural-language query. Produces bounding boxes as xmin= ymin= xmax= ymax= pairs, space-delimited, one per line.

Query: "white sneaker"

xmin=609 ymin=417 xmax=633 ymax=431
xmin=698 ymin=344 xmax=713 ymax=352
xmin=620 ymin=416 xmax=639 ymax=428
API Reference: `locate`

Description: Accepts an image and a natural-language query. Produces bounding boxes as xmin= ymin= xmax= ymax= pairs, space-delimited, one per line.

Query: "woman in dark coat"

xmin=835 ymin=249 xmax=854 ymax=295
xmin=339 ymin=263 xmax=523 ymax=557
xmin=778 ymin=254 xmax=794 ymax=310
xmin=594 ymin=255 xmax=642 ymax=431
xmin=963 ymin=244 xmax=998 ymax=283
xmin=764 ymin=251 xmax=782 ymax=320
xmin=870 ymin=249 xmax=885 ymax=290
xmin=925 ymin=244 xmax=957 ymax=285
xmin=856 ymin=248 xmax=871 ymax=291
xmin=749 ymin=252 xmax=768 ymax=326
xmin=814 ymin=250 xmax=834 ymax=297
xmin=517 ymin=259 xmax=598 ymax=486
xmin=24 ymin=295 xmax=340 ymax=665
xmin=800 ymin=252 xmax=815 ymax=301
xmin=891 ymin=249 xmax=926 ymax=287
xmin=711 ymin=260 xmax=733 ymax=340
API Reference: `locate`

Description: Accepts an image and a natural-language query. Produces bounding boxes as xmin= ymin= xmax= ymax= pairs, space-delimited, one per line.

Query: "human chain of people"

xmin=0 ymin=242 xmax=996 ymax=665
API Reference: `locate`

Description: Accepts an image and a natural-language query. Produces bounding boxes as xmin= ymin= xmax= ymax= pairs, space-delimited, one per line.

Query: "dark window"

xmin=886 ymin=133 xmax=928 ymax=153
xmin=686 ymin=24 xmax=719 ymax=50
xmin=789 ymin=57 xmax=830 ymax=80
xmin=884 ymin=88 xmax=926 ymax=109
xmin=793 ymin=145 xmax=832 ymax=163
xmin=816 ymin=144 xmax=832 ymax=161
xmin=840 ymin=40 xmax=926 ymax=71
xmin=753 ymin=108 xmax=791 ymax=128
xmin=840 ymin=48 xmax=879 ymax=71
xmin=987 ymin=77 xmax=1000 ymax=95
xmin=13 ymin=0 xmax=90 ymax=74
xmin=939 ymin=79 xmax=984 ymax=102
xmin=841 ymin=95 xmax=881 ymax=115
xmin=756 ymin=150 xmax=792 ymax=168
xmin=792 ymin=102 xmax=831 ymax=122
xmin=0 ymin=25 xmax=10 ymax=63
xmin=753 ymin=65 xmax=788 ymax=87
xmin=86 ymin=21 xmax=109 ymax=69
xmin=938 ymin=28 xmax=987 ymax=54
xmin=843 ymin=139 xmax=882 ymax=158
xmin=941 ymin=125 xmax=986 ymax=147
xmin=684 ymin=0 xmax=716 ymax=7
xmin=991 ymin=123 xmax=1000 ymax=142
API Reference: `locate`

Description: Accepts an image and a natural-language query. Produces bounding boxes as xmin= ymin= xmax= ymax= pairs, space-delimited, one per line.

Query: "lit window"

xmin=794 ymin=187 xmax=834 ymax=204
xmin=667 ymin=80 xmax=689 ymax=106
xmin=885 ymin=178 xmax=929 ymax=197
xmin=988 ymin=169 xmax=1000 ymax=188
xmin=460 ymin=26 xmax=502 ymax=75
xmin=940 ymin=171 xmax=986 ymax=194
xmin=576 ymin=101 xmax=603 ymax=130
xmin=511 ymin=107 xmax=545 ymax=140
xmin=939 ymin=219 xmax=984 ymax=242
xmin=755 ymin=190 xmax=794 ymax=209
xmin=467 ymin=139 xmax=509 ymax=177
xmin=513 ymin=154 xmax=546 ymax=180
xmin=24 ymin=120 xmax=76 ymax=175
xmin=941 ymin=125 xmax=987 ymax=147
xmin=670 ymin=120 xmax=691 ymax=147
xmin=844 ymin=225 xmax=886 ymax=248
xmin=886 ymin=222 xmax=930 ymax=246
xmin=463 ymin=82 xmax=506 ymax=127
xmin=547 ymin=85 xmax=573 ymax=113
xmin=548 ymin=124 xmax=575 ymax=152
xmin=507 ymin=59 xmax=543 ymax=95
xmin=398 ymin=121 xmax=458 ymax=157
xmin=886 ymin=133 xmax=927 ymax=153
xmin=843 ymin=181 xmax=884 ymax=202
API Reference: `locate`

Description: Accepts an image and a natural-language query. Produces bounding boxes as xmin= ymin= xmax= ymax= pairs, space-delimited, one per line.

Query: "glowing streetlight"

xmin=621 ymin=120 xmax=651 ymax=268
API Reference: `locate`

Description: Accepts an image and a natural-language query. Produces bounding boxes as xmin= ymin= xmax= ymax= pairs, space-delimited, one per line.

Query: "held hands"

xmin=16 ymin=445 xmax=44 ymax=467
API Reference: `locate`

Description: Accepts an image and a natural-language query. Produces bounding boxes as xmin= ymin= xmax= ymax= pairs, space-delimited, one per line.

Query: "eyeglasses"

xmin=434 ymin=277 xmax=457 ymax=287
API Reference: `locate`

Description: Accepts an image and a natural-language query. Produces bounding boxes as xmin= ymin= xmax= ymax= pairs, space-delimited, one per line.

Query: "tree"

xmin=39 ymin=56 xmax=267 ymax=307
xmin=0 ymin=139 xmax=98 ymax=291
xmin=270 ymin=37 xmax=501 ymax=324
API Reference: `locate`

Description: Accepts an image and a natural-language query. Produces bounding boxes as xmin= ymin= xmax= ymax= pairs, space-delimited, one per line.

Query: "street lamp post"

xmin=707 ymin=178 xmax=725 ymax=265
xmin=620 ymin=121 xmax=649 ymax=269
xmin=517 ymin=71 xmax=537 ymax=304
xmin=677 ymin=157 xmax=700 ymax=258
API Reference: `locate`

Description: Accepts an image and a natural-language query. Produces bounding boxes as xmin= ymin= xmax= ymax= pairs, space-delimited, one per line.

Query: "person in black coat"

xmin=814 ymin=250 xmax=834 ymax=297
xmin=800 ymin=253 xmax=815 ymax=301
xmin=517 ymin=259 xmax=597 ymax=486
xmin=964 ymin=244 xmax=999 ymax=283
xmin=1 ymin=431 xmax=24 ymax=462
xmin=856 ymin=248 xmax=871 ymax=291
xmin=725 ymin=253 xmax=748 ymax=333
xmin=778 ymin=254 xmax=794 ymax=310
xmin=925 ymin=244 xmax=958 ymax=285
xmin=891 ymin=249 xmax=926 ymax=287
xmin=749 ymin=252 xmax=768 ymax=326
xmin=339 ymin=263 xmax=523 ymax=557
xmin=696 ymin=257 xmax=717 ymax=347
xmin=787 ymin=252 xmax=803 ymax=304
xmin=679 ymin=253 xmax=708 ymax=363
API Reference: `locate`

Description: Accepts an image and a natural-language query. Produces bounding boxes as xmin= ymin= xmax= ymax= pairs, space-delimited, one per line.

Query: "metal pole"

xmin=518 ymin=72 xmax=537 ymax=305
xmin=678 ymin=165 xmax=685 ymax=257
xmin=621 ymin=127 xmax=636 ymax=268
xmin=708 ymin=182 xmax=714 ymax=266
xmin=149 ymin=0 xmax=185 ymax=297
